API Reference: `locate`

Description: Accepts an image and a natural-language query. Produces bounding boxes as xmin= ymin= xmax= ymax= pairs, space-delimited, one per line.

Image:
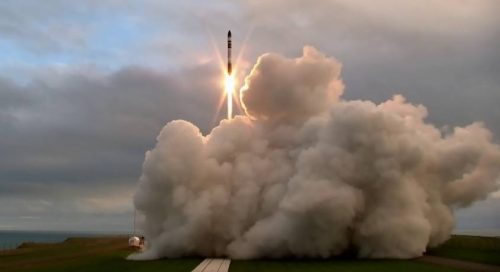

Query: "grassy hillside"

xmin=427 ymin=235 xmax=500 ymax=266
xmin=0 ymin=237 xmax=200 ymax=272
xmin=1 ymin=235 xmax=498 ymax=271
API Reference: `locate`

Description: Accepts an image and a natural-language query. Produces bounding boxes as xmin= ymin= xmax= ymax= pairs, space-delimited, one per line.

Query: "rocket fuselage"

xmin=227 ymin=30 xmax=232 ymax=75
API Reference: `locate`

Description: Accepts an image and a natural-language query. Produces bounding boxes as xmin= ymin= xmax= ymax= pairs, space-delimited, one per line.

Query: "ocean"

xmin=0 ymin=230 xmax=126 ymax=250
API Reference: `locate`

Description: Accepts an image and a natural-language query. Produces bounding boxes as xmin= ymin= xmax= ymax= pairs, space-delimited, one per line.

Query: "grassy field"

xmin=230 ymin=259 xmax=460 ymax=272
xmin=0 ymin=237 xmax=200 ymax=272
xmin=427 ymin=235 xmax=500 ymax=266
xmin=0 ymin=235 xmax=498 ymax=272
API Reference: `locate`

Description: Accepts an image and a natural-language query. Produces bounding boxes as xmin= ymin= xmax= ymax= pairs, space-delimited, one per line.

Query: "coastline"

xmin=0 ymin=230 xmax=128 ymax=250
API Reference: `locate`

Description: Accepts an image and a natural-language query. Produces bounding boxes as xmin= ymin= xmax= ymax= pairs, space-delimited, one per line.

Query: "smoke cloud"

xmin=128 ymin=46 xmax=500 ymax=260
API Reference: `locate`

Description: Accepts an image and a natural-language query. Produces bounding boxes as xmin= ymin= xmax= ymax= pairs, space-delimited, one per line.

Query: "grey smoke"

xmin=128 ymin=46 xmax=500 ymax=260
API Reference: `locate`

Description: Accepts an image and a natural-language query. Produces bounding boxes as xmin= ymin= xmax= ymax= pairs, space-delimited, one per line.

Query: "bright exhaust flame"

xmin=206 ymin=29 xmax=249 ymax=123
xmin=225 ymin=74 xmax=235 ymax=119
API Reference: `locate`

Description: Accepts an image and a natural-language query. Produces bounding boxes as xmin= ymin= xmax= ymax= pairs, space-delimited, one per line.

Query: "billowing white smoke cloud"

xmin=128 ymin=46 xmax=500 ymax=260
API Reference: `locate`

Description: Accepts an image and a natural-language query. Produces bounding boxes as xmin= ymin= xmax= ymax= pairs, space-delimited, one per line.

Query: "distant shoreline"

xmin=1 ymin=229 xmax=498 ymax=252
xmin=0 ymin=230 xmax=129 ymax=250
xmin=453 ymin=229 xmax=500 ymax=237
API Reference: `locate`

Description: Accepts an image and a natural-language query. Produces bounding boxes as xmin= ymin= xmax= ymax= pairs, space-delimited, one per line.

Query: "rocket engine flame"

xmin=211 ymin=30 xmax=244 ymax=121
xmin=128 ymin=46 xmax=500 ymax=261
xmin=225 ymin=74 xmax=235 ymax=120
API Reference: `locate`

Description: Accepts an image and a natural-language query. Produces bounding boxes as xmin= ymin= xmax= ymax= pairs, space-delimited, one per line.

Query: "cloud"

xmin=241 ymin=46 xmax=344 ymax=124
xmin=129 ymin=47 xmax=500 ymax=260
xmin=0 ymin=63 xmax=223 ymax=231
xmin=0 ymin=0 xmax=499 ymax=233
xmin=0 ymin=1 xmax=91 ymax=53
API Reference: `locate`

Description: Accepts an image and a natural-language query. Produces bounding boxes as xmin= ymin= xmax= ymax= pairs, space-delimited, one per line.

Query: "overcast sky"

xmin=0 ymin=0 xmax=499 ymax=233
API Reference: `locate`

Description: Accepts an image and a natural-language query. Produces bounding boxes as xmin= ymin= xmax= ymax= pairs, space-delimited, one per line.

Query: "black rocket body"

xmin=227 ymin=30 xmax=232 ymax=75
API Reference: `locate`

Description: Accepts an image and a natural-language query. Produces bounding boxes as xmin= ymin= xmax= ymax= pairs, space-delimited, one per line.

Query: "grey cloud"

xmin=456 ymin=197 xmax=500 ymax=230
xmin=0 ymin=1 xmax=89 ymax=53
xmin=1 ymin=0 xmax=499 ymax=233
xmin=0 ymin=62 xmax=224 ymax=230
xmin=0 ymin=77 xmax=35 ymax=127
xmin=0 ymin=77 xmax=35 ymax=109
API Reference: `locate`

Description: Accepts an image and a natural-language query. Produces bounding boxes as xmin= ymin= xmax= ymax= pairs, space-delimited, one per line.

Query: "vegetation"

xmin=427 ymin=235 xmax=500 ymax=266
xmin=0 ymin=237 xmax=200 ymax=272
xmin=1 ymin=234 xmax=499 ymax=271
xmin=230 ymin=259 xmax=460 ymax=272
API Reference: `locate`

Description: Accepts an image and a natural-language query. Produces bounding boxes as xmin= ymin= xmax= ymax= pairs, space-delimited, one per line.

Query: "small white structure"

xmin=129 ymin=209 xmax=145 ymax=249
xmin=128 ymin=236 xmax=141 ymax=248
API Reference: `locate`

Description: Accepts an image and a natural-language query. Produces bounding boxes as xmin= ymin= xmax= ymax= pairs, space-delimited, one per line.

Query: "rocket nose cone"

xmin=228 ymin=30 xmax=231 ymax=37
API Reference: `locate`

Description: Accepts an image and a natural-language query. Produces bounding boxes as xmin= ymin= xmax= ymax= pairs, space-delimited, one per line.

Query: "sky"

xmin=0 ymin=0 xmax=499 ymax=233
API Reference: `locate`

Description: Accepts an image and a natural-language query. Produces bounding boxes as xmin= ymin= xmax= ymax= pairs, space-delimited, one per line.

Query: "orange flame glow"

xmin=225 ymin=73 xmax=235 ymax=119
xmin=206 ymin=28 xmax=252 ymax=123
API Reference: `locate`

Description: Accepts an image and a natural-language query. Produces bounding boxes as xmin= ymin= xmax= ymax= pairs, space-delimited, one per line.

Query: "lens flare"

xmin=225 ymin=74 xmax=235 ymax=119
xmin=206 ymin=29 xmax=251 ymax=123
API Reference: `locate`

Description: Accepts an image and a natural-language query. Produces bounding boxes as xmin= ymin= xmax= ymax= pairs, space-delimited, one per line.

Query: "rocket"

xmin=227 ymin=30 xmax=232 ymax=75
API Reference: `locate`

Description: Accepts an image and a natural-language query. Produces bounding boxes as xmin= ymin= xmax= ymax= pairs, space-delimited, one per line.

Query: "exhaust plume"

xmin=128 ymin=46 xmax=500 ymax=260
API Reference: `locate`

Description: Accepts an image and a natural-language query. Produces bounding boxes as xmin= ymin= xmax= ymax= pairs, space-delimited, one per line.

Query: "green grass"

xmin=2 ymin=235 xmax=499 ymax=271
xmin=427 ymin=235 xmax=500 ymax=266
xmin=0 ymin=237 xmax=200 ymax=272
xmin=230 ymin=259 xmax=461 ymax=272
xmin=35 ymin=257 xmax=201 ymax=272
